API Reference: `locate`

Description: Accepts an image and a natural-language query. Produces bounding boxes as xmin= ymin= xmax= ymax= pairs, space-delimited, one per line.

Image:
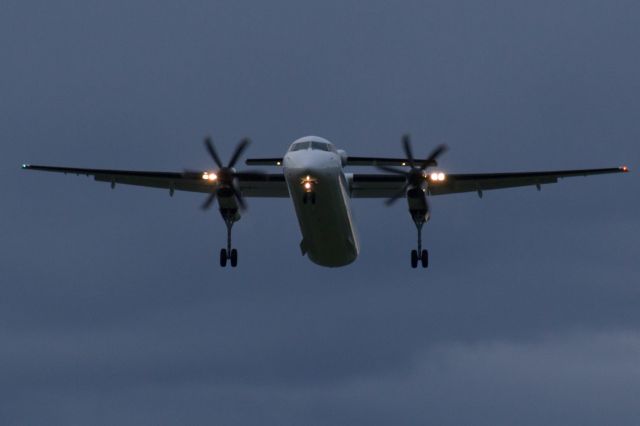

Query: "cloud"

xmin=345 ymin=330 xmax=640 ymax=425
xmin=3 ymin=330 xmax=638 ymax=425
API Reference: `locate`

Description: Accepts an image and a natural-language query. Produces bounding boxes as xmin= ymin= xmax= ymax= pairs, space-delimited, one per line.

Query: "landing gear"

xmin=219 ymin=248 xmax=238 ymax=268
xmin=410 ymin=248 xmax=429 ymax=268
xmin=302 ymin=192 xmax=316 ymax=205
xmin=219 ymin=210 xmax=239 ymax=268
xmin=410 ymin=214 xmax=429 ymax=269
xmin=374 ymin=134 xmax=447 ymax=270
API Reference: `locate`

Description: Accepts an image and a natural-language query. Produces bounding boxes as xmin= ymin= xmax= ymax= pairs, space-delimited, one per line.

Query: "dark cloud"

xmin=1 ymin=0 xmax=638 ymax=424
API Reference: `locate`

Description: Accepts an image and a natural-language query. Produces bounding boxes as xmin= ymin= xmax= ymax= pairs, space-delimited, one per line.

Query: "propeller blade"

xmin=402 ymin=134 xmax=415 ymax=168
xmin=384 ymin=183 xmax=409 ymax=206
xmin=421 ymin=144 xmax=448 ymax=170
xmin=230 ymin=184 xmax=247 ymax=211
xmin=376 ymin=165 xmax=410 ymax=175
xmin=201 ymin=192 xmax=216 ymax=210
xmin=204 ymin=137 xmax=224 ymax=169
xmin=227 ymin=138 xmax=251 ymax=168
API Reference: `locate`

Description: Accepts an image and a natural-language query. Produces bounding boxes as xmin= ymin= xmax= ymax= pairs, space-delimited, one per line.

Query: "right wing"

xmin=349 ymin=166 xmax=628 ymax=198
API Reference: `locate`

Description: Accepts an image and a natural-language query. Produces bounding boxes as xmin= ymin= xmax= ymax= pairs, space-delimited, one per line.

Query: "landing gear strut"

xmin=219 ymin=210 xmax=238 ymax=268
xmin=410 ymin=213 xmax=429 ymax=269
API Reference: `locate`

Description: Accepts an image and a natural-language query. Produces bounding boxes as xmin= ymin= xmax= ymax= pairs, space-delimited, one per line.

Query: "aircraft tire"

xmin=421 ymin=249 xmax=429 ymax=268
xmin=220 ymin=248 xmax=228 ymax=267
xmin=230 ymin=249 xmax=238 ymax=267
xmin=411 ymin=250 xmax=418 ymax=268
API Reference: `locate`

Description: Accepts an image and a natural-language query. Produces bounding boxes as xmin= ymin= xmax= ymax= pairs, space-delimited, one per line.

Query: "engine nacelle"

xmin=336 ymin=149 xmax=348 ymax=167
xmin=407 ymin=187 xmax=430 ymax=223
xmin=217 ymin=186 xmax=241 ymax=221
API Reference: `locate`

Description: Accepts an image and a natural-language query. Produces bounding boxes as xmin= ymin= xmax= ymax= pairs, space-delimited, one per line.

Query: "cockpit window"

xmin=290 ymin=140 xmax=336 ymax=152
xmin=310 ymin=141 xmax=329 ymax=151
xmin=291 ymin=142 xmax=310 ymax=151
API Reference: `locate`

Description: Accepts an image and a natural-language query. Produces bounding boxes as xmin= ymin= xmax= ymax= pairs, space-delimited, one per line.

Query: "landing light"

xmin=430 ymin=172 xmax=446 ymax=182
xmin=202 ymin=172 xmax=217 ymax=181
xmin=301 ymin=175 xmax=317 ymax=192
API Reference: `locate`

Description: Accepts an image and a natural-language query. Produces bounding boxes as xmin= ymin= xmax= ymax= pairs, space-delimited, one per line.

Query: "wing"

xmin=350 ymin=166 xmax=628 ymax=198
xmin=21 ymin=164 xmax=289 ymax=197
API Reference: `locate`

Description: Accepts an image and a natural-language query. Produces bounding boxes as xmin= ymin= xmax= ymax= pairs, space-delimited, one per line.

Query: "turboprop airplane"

xmin=22 ymin=135 xmax=629 ymax=268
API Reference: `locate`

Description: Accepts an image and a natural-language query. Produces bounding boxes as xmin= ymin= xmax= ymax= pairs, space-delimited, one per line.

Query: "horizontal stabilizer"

xmin=245 ymin=158 xmax=283 ymax=166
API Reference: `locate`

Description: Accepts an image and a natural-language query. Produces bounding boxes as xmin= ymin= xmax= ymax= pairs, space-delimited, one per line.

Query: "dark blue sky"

xmin=2 ymin=1 xmax=639 ymax=424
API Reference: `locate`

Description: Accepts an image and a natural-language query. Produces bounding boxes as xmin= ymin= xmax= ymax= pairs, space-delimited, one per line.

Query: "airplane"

xmin=22 ymin=135 xmax=629 ymax=269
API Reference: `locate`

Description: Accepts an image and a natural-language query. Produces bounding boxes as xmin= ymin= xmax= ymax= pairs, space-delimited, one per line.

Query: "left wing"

xmin=350 ymin=166 xmax=628 ymax=198
xmin=21 ymin=164 xmax=289 ymax=197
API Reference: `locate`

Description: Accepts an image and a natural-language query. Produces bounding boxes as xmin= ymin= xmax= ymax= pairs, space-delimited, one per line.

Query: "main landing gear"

xmin=410 ymin=213 xmax=429 ymax=269
xmin=219 ymin=210 xmax=238 ymax=268
xmin=197 ymin=135 xmax=256 ymax=269
xmin=373 ymin=134 xmax=446 ymax=269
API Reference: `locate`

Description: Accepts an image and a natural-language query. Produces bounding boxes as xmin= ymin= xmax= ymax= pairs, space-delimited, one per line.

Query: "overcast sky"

xmin=1 ymin=0 xmax=639 ymax=425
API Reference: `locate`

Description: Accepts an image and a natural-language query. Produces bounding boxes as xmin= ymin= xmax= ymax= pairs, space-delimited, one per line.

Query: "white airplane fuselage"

xmin=282 ymin=136 xmax=359 ymax=267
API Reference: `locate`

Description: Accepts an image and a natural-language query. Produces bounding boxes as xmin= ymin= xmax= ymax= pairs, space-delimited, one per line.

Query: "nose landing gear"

xmin=302 ymin=191 xmax=316 ymax=205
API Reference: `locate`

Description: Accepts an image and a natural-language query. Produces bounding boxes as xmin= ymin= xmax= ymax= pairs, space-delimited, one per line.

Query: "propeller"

xmin=377 ymin=134 xmax=448 ymax=206
xmin=199 ymin=136 xmax=262 ymax=211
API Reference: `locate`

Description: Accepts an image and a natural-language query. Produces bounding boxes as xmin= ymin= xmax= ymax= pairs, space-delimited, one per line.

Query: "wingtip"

xmin=620 ymin=165 xmax=629 ymax=172
xmin=21 ymin=164 xmax=29 ymax=169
